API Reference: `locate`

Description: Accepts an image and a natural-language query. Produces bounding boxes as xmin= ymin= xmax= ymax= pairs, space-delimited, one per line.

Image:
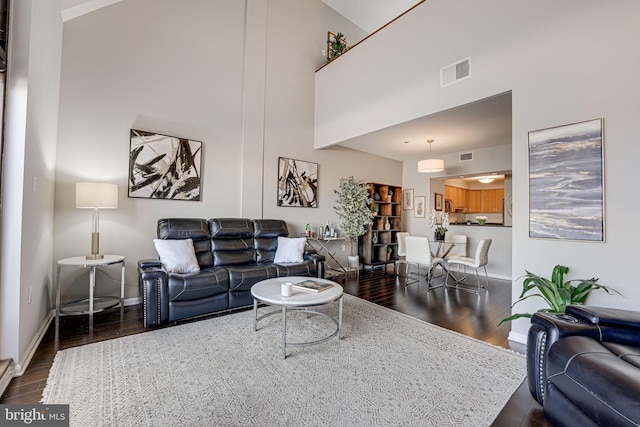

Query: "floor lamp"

xmin=76 ymin=182 xmax=118 ymax=260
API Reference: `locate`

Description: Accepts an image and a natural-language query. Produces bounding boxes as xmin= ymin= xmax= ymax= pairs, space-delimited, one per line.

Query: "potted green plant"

xmin=334 ymin=176 xmax=374 ymax=267
xmin=499 ymin=264 xmax=620 ymax=325
xmin=386 ymin=246 xmax=393 ymax=261
xmin=371 ymin=205 xmax=379 ymax=216
xmin=328 ymin=32 xmax=348 ymax=62
xmin=428 ymin=210 xmax=449 ymax=241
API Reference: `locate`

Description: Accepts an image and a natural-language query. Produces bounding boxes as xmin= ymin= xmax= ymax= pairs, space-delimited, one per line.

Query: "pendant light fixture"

xmin=417 ymin=139 xmax=444 ymax=173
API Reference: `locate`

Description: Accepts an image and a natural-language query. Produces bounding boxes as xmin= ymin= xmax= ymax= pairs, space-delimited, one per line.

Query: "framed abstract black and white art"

xmin=128 ymin=129 xmax=202 ymax=201
xmin=277 ymin=157 xmax=318 ymax=207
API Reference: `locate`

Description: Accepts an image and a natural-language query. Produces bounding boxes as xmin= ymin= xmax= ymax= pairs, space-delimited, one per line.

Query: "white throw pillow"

xmin=274 ymin=236 xmax=306 ymax=263
xmin=153 ymin=239 xmax=201 ymax=273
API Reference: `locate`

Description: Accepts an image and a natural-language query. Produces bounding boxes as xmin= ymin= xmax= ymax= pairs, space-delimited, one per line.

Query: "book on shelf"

xmin=292 ymin=280 xmax=333 ymax=293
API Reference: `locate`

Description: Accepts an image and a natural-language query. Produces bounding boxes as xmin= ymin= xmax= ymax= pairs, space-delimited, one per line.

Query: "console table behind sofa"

xmin=138 ymin=218 xmax=325 ymax=327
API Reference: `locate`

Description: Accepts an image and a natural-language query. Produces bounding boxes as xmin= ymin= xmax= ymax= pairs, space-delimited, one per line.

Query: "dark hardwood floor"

xmin=1 ymin=268 xmax=551 ymax=426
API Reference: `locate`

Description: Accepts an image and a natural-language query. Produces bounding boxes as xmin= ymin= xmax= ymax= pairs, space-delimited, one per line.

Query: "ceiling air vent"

xmin=459 ymin=151 xmax=474 ymax=162
xmin=441 ymin=56 xmax=471 ymax=88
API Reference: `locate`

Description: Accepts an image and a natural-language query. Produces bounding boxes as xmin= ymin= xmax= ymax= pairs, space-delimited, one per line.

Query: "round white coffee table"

xmin=251 ymin=277 xmax=343 ymax=359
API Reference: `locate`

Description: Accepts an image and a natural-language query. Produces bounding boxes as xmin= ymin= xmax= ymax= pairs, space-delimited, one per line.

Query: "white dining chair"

xmin=444 ymin=233 xmax=468 ymax=276
xmin=445 ymin=239 xmax=492 ymax=291
xmin=395 ymin=232 xmax=410 ymax=276
xmin=405 ymin=236 xmax=443 ymax=288
xmin=444 ymin=233 xmax=467 ymax=259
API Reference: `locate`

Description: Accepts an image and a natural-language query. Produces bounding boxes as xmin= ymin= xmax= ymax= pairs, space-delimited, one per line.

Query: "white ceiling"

xmin=60 ymin=0 xmax=124 ymax=21
xmin=60 ymin=0 xmax=418 ymax=28
xmin=337 ymin=92 xmax=512 ymax=162
xmin=60 ymin=0 xmax=512 ymax=163
xmin=321 ymin=0 xmax=419 ymax=33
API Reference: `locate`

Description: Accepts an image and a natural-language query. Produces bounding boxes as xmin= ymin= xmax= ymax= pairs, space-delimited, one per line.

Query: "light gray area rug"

xmin=42 ymin=295 xmax=526 ymax=426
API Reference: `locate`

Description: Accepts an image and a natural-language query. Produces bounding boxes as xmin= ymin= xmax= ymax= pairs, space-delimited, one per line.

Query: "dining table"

xmin=427 ymin=240 xmax=456 ymax=288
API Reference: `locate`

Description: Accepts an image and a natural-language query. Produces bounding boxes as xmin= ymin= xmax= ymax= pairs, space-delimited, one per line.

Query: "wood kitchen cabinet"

xmin=468 ymin=190 xmax=481 ymax=212
xmin=481 ymin=189 xmax=496 ymax=213
xmin=445 ymin=185 xmax=467 ymax=212
xmin=457 ymin=187 xmax=468 ymax=211
xmin=480 ymin=189 xmax=504 ymax=213
xmin=495 ymin=188 xmax=504 ymax=212
xmin=445 ymin=185 xmax=504 ymax=213
xmin=444 ymin=185 xmax=454 ymax=205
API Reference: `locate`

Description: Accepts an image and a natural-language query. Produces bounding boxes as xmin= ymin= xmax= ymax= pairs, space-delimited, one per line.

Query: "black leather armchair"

xmin=527 ymin=305 xmax=640 ymax=427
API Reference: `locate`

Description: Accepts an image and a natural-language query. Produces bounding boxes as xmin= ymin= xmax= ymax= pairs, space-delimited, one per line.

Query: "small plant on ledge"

xmin=327 ymin=31 xmax=348 ymax=62
xmin=499 ymin=264 xmax=621 ymax=325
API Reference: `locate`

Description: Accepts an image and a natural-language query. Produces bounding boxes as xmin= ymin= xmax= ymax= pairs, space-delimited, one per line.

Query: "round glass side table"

xmin=54 ymin=255 xmax=125 ymax=349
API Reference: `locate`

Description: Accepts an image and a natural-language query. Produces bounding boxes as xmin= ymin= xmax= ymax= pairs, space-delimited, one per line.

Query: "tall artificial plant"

xmin=334 ymin=176 xmax=374 ymax=256
xmin=499 ymin=264 xmax=620 ymax=325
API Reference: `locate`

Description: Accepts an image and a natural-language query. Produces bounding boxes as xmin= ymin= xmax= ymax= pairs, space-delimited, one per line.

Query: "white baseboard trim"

xmin=11 ymin=298 xmax=140 ymax=378
xmin=507 ymin=331 xmax=527 ymax=354
xmin=124 ymin=297 xmax=141 ymax=307
xmin=508 ymin=331 xmax=527 ymax=346
xmin=12 ymin=312 xmax=54 ymax=377
xmin=488 ymin=272 xmax=512 ymax=281
xmin=0 ymin=360 xmax=15 ymax=399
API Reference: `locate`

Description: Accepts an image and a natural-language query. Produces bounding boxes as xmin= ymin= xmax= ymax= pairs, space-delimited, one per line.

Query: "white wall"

xmin=0 ymin=0 xmax=396 ymax=371
xmin=53 ymin=0 xmax=400 ymax=305
xmin=401 ymin=144 xmax=512 ymax=278
xmin=316 ymin=0 xmax=640 ymax=344
xmin=0 ymin=0 xmax=62 ymax=366
xmin=54 ymin=0 xmax=246 ymax=303
xmin=445 ymin=225 xmax=511 ymax=279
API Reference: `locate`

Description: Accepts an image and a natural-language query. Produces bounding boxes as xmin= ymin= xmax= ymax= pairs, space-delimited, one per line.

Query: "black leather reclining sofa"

xmin=527 ymin=305 xmax=640 ymax=427
xmin=138 ymin=218 xmax=325 ymax=327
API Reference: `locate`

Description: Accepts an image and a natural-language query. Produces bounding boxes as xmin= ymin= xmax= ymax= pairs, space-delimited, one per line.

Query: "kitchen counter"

xmin=446 ymin=223 xmax=512 ymax=280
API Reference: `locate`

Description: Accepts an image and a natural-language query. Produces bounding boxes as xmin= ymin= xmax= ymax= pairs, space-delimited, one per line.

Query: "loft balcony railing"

xmin=317 ymin=0 xmax=425 ymax=72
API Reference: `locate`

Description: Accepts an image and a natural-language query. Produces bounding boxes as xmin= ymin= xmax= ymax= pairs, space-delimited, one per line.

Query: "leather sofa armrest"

xmin=137 ymin=260 xmax=169 ymax=327
xmin=138 ymin=259 xmax=163 ymax=270
xmin=303 ymin=250 xmax=325 ymax=279
xmin=566 ymin=305 xmax=640 ymax=348
xmin=566 ymin=305 xmax=640 ymax=330
xmin=303 ymin=249 xmax=325 ymax=263
xmin=527 ymin=311 xmax=601 ymax=404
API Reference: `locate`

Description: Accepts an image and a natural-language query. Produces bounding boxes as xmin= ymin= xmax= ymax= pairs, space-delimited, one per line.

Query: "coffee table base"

xmin=253 ymin=297 xmax=343 ymax=359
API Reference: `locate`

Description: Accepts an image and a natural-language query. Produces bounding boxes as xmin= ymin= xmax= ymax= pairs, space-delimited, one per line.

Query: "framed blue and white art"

xmin=528 ymin=118 xmax=604 ymax=242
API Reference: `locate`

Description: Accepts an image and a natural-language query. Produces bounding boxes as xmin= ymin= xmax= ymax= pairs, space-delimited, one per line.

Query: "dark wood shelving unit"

xmin=359 ymin=182 xmax=402 ymax=270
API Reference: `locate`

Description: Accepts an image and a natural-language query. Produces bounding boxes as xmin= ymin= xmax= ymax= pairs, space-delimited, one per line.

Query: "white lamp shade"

xmin=417 ymin=158 xmax=445 ymax=173
xmin=76 ymin=183 xmax=118 ymax=209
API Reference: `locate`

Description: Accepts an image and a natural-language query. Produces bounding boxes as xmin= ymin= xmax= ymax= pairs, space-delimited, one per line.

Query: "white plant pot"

xmin=348 ymin=255 xmax=360 ymax=269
